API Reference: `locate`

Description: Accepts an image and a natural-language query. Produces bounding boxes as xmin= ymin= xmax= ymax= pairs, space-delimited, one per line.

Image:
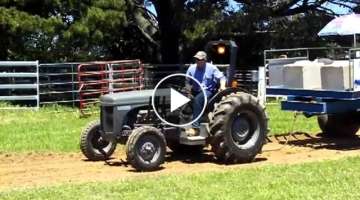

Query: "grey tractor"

xmin=79 ymin=40 xmax=268 ymax=171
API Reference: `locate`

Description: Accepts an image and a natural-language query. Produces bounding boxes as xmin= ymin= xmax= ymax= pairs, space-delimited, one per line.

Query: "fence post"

xmin=108 ymin=63 xmax=114 ymax=94
xmin=36 ymin=60 xmax=40 ymax=110
xmin=257 ymin=66 xmax=266 ymax=106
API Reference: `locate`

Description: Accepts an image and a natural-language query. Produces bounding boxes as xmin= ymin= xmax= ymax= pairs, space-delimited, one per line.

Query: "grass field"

xmin=266 ymin=103 xmax=320 ymax=134
xmin=0 ymin=103 xmax=319 ymax=153
xmin=0 ymin=105 xmax=97 ymax=152
xmin=1 ymin=156 xmax=360 ymax=199
xmin=1 ymin=103 xmax=358 ymax=200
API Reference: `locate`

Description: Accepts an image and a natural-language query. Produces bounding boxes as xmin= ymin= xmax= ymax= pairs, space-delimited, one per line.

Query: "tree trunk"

xmin=0 ymin=30 xmax=9 ymax=60
xmin=153 ymin=0 xmax=184 ymax=64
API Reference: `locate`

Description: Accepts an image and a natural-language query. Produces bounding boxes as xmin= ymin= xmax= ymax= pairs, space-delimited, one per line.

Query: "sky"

xmin=227 ymin=0 xmax=352 ymax=14
xmin=322 ymin=1 xmax=353 ymax=14
xmin=147 ymin=0 xmax=353 ymax=16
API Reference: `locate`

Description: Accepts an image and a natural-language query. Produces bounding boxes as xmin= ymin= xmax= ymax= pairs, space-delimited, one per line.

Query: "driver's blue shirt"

xmin=186 ymin=63 xmax=226 ymax=93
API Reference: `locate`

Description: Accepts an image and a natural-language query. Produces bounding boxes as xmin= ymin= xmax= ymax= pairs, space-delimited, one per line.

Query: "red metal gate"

xmin=78 ymin=60 xmax=144 ymax=115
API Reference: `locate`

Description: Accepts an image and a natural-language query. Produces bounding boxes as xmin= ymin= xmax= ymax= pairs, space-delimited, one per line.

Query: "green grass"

xmin=0 ymin=103 xmax=320 ymax=153
xmin=0 ymin=105 xmax=97 ymax=152
xmin=266 ymin=103 xmax=320 ymax=135
xmin=1 ymin=156 xmax=360 ymax=199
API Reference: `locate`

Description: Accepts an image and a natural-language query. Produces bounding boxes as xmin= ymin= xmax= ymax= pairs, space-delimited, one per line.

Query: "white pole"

xmin=354 ymin=34 xmax=357 ymax=47
xmin=257 ymin=66 xmax=266 ymax=106
xmin=36 ymin=60 xmax=40 ymax=110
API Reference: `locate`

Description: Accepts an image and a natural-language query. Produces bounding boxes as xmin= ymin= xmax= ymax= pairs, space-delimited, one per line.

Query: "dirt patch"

xmin=2 ymin=132 xmax=360 ymax=191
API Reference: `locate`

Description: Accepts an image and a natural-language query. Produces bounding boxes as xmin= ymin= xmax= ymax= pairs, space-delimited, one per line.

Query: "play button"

xmin=170 ymin=88 xmax=190 ymax=112
xmin=151 ymin=73 xmax=207 ymax=127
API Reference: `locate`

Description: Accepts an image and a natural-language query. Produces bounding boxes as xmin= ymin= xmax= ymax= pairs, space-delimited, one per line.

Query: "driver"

xmin=185 ymin=51 xmax=226 ymax=136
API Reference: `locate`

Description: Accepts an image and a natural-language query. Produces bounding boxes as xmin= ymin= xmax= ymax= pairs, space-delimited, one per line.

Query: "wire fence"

xmin=39 ymin=63 xmax=79 ymax=107
xmin=3 ymin=47 xmax=358 ymax=112
xmin=143 ymin=63 xmax=258 ymax=94
xmin=77 ymin=60 xmax=144 ymax=115
xmin=0 ymin=61 xmax=259 ymax=113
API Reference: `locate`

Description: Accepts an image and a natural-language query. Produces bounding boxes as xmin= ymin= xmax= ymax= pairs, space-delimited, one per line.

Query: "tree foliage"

xmin=0 ymin=0 xmax=358 ymax=64
xmin=0 ymin=0 xmax=157 ymax=62
xmin=144 ymin=0 xmax=358 ymax=64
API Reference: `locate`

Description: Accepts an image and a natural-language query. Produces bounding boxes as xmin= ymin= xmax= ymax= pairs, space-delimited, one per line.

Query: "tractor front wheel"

xmin=80 ymin=120 xmax=117 ymax=161
xmin=126 ymin=126 xmax=166 ymax=171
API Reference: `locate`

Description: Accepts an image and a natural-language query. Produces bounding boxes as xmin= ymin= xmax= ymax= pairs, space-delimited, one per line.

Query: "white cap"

xmin=193 ymin=51 xmax=207 ymax=60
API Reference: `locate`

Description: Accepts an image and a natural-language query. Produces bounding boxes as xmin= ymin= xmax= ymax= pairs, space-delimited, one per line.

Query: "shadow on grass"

xmin=82 ymin=147 xmax=270 ymax=171
xmin=127 ymin=166 xmax=166 ymax=173
xmin=165 ymin=149 xmax=268 ymax=165
xmin=270 ymin=132 xmax=360 ymax=151
xmin=103 ymin=158 xmax=129 ymax=167
xmin=81 ymin=156 xmax=116 ymax=162
xmin=166 ymin=149 xmax=216 ymax=164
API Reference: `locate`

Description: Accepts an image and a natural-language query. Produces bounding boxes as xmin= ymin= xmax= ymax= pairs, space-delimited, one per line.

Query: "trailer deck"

xmin=267 ymin=87 xmax=360 ymax=115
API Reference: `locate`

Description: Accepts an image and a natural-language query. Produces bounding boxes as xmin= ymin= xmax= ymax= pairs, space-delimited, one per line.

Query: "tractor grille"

xmin=101 ymin=106 xmax=114 ymax=133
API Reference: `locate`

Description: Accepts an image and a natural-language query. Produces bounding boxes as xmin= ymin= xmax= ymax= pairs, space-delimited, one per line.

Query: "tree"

xmin=140 ymin=0 xmax=230 ymax=63
xmin=146 ymin=0 xmax=185 ymax=63
xmin=0 ymin=0 xmax=358 ymax=64
xmin=234 ymin=0 xmax=358 ymax=17
xmin=137 ymin=0 xmax=358 ymax=64
xmin=0 ymin=0 xmax=158 ymax=62
xmin=0 ymin=6 xmax=62 ymax=60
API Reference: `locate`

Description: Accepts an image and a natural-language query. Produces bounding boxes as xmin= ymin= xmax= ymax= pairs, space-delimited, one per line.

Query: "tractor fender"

xmin=206 ymin=87 xmax=249 ymax=112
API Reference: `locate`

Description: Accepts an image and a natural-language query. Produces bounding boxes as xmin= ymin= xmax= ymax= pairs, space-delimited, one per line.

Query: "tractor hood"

xmin=100 ymin=89 xmax=170 ymax=106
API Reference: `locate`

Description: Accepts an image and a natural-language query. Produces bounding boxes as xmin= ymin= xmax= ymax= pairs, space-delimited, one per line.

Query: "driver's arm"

xmin=213 ymin=66 xmax=226 ymax=91
xmin=185 ymin=82 xmax=192 ymax=94
xmin=219 ymin=79 xmax=226 ymax=91
xmin=185 ymin=67 xmax=193 ymax=94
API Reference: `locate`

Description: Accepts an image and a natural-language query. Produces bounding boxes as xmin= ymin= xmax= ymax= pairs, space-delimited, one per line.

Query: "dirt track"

xmin=2 ymin=132 xmax=360 ymax=191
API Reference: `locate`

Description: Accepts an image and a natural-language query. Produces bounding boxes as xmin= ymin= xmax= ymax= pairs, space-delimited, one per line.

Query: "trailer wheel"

xmin=80 ymin=120 xmax=117 ymax=161
xmin=317 ymin=114 xmax=359 ymax=137
xmin=209 ymin=92 xmax=268 ymax=163
xmin=126 ymin=126 xmax=166 ymax=171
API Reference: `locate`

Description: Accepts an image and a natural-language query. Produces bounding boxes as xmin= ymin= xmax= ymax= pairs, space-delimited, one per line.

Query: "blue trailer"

xmin=264 ymin=47 xmax=360 ymax=136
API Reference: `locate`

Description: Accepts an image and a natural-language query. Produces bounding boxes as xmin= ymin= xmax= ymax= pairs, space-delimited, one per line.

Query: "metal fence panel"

xmin=0 ymin=61 xmax=39 ymax=109
xmin=77 ymin=60 xmax=144 ymax=115
xmin=39 ymin=63 xmax=79 ymax=107
xmin=0 ymin=61 xmax=260 ymax=111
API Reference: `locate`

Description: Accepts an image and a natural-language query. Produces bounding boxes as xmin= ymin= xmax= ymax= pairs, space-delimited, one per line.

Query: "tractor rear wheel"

xmin=126 ymin=126 xmax=166 ymax=171
xmin=80 ymin=120 xmax=117 ymax=161
xmin=209 ymin=92 xmax=268 ymax=163
xmin=317 ymin=114 xmax=359 ymax=137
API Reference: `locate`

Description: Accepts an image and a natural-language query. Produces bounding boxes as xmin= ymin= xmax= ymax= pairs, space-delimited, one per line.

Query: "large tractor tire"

xmin=80 ymin=120 xmax=117 ymax=161
xmin=209 ymin=92 xmax=268 ymax=163
xmin=126 ymin=126 xmax=166 ymax=171
xmin=317 ymin=114 xmax=359 ymax=137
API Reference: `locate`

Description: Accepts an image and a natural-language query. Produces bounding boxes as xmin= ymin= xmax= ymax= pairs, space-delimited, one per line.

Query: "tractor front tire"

xmin=318 ymin=114 xmax=359 ymax=137
xmin=80 ymin=120 xmax=117 ymax=161
xmin=209 ymin=92 xmax=268 ymax=163
xmin=126 ymin=126 xmax=166 ymax=171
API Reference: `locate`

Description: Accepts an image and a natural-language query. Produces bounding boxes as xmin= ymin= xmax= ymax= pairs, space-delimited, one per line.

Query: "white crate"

xmin=268 ymin=58 xmax=306 ymax=87
xmin=283 ymin=61 xmax=322 ymax=89
xmin=321 ymin=61 xmax=351 ymax=90
xmin=354 ymin=59 xmax=360 ymax=91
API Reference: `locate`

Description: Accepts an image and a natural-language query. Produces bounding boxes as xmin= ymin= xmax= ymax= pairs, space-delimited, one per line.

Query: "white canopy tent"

xmin=318 ymin=13 xmax=360 ymax=47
